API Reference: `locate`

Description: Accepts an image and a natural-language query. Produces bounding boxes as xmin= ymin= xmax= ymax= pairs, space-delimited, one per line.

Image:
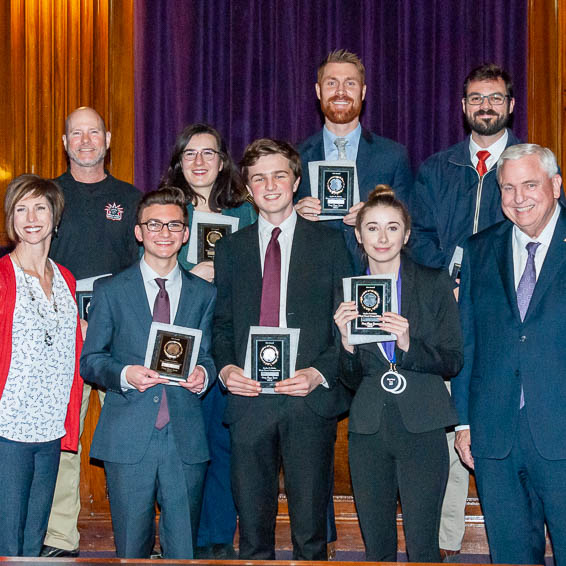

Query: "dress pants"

xmin=44 ymin=382 xmax=105 ymax=550
xmin=0 ymin=436 xmax=60 ymax=556
xmin=439 ymin=429 xmax=469 ymax=550
xmin=197 ymin=381 xmax=237 ymax=546
xmin=475 ymin=408 xmax=566 ymax=566
xmin=104 ymin=424 xmax=206 ymax=559
xmin=439 ymin=382 xmax=469 ymax=551
xmin=230 ymin=395 xmax=336 ymax=560
xmin=349 ymin=400 xmax=448 ymax=562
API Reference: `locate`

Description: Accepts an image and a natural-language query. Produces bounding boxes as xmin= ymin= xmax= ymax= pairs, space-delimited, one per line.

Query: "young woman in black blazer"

xmin=334 ymin=185 xmax=463 ymax=562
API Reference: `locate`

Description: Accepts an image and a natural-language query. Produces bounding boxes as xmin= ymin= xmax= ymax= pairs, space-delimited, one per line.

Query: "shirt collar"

xmin=513 ymin=201 xmax=561 ymax=250
xmin=258 ymin=209 xmax=297 ymax=238
xmin=469 ymin=129 xmax=509 ymax=163
xmin=140 ymin=256 xmax=181 ymax=285
xmin=323 ymin=123 xmax=362 ymax=159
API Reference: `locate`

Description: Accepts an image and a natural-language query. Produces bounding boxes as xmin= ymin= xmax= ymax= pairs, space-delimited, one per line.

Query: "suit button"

xmin=520 ymin=335 xmax=526 ymax=342
xmin=515 ymin=370 xmax=520 ymax=377
xmin=153 ymin=396 xmax=160 ymax=403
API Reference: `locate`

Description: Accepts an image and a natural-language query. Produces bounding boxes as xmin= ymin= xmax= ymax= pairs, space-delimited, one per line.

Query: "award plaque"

xmin=150 ymin=331 xmax=193 ymax=382
xmin=352 ymin=279 xmax=389 ymax=334
xmin=76 ymin=291 xmax=93 ymax=321
xmin=75 ymin=273 xmax=111 ymax=321
xmin=144 ymin=323 xmax=202 ymax=383
xmin=187 ymin=211 xmax=240 ymax=264
xmin=343 ymin=275 xmax=398 ymax=344
xmin=308 ymin=160 xmax=360 ymax=220
xmin=251 ymin=334 xmax=290 ymax=389
xmin=318 ymin=165 xmax=354 ymax=216
xmin=244 ymin=326 xmax=300 ymax=394
xmin=197 ymin=223 xmax=232 ymax=262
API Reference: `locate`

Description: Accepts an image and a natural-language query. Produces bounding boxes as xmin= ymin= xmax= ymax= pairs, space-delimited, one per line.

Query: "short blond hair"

xmin=317 ymin=49 xmax=365 ymax=84
xmin=4 ymin=174 xmax=64 ymax=243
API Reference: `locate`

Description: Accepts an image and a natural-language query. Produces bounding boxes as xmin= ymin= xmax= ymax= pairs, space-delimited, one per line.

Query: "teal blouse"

xmin=177 ymin=200 xmax=257 ymax=271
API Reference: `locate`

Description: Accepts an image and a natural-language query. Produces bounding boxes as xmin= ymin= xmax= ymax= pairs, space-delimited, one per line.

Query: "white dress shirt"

xmin=469 ymin=129 xmax=509 ymax=172
xmin=512 ymin=201 xmax=561 ymax=287
xmin=257 ymin=211 xmax=297 ymax=327
xmin=257 ymin=210 xmax=328 ymax=387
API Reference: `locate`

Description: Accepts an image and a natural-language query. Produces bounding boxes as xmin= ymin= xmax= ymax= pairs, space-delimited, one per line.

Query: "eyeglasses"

xmin=465 ymin=93 xmax=510 ymax=106
xmin=181 ymin=149 xmax=220 ymax=162
xmin=139 ymin=220 xmax=186 ymax=232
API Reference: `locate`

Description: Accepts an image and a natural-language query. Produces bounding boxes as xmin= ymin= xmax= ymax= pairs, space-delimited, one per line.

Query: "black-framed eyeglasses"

xmin=181 ymin=148 xmax=220 ymax=162
xmin=465 ymin=93 xmax=510 ymax=106
xmin=139 ymin=220 xmax=186 ymax=232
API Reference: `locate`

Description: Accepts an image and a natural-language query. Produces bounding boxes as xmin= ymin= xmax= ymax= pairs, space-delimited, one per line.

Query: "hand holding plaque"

xmin=187 ymin=211 xmax=240 ymax=264
xmin=144 ymin=322 xmax=202 ymax=383
xmin=308 ymin=160 xmax=360 ymax=220
xmin=244 ymin=326 xmax=300 ymax=394
xmin=342 ymin=275 xmax=398 ymax=344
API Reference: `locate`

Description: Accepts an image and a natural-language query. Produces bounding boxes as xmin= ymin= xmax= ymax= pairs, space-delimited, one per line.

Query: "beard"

xmin=67 ymin=146 xmax=107 ymax=168
xmin=467 ymin=108 xmax=510 ymax=136
xmin=321 ymin=95 xmax=362 ymax=125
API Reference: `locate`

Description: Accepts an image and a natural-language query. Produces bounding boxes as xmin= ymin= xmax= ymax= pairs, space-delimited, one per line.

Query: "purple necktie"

xmin=259 ymin=227 xmax=282 ymax=327
xmin=517 ymin=242 xmax=540 ymax=321
xmin=153 ymin=278 xmax=170 ymax=429
xmin=517 ymin=242 xmax=540 ymax=409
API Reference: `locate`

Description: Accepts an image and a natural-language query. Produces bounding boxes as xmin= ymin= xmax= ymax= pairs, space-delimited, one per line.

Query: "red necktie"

xmin=259 ymin=227 xmax=282 ymax=327
xmin=153 ymin=278 xmax=170 ymax=429
xmin=476 ymin=150 xmax=491 ymax=177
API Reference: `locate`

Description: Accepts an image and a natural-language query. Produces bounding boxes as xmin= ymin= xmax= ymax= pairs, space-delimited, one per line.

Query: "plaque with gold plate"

xmin=144 ymin=322 xmax=202 ymax=383
xmin=308 ymin=159 xmax=360 ymax=220
xmin=342 ymin=275 xmax=398 ymax=345
xmin=244 ymin=326 xmax=300 ymax=394
xmin=187 ymin=211 xmax=240 ymax=264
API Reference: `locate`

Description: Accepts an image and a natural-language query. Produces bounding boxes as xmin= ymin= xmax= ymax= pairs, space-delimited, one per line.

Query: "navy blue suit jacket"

xmin=296 ymin=128 xmax=413 ymax=268
xmin=80 ymin=261 xmax=217 ymax=465
xmin=451 ymin=205 xmax=566 ymax=460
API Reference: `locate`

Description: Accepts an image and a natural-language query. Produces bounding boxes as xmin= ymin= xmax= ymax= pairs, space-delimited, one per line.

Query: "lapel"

xmin=240 ymin=223 xmax=263 ymax=323
xmin=121 ymin=263 xmax=153 ymax=329
xmin=174 ymin=268 xmax=194 ymax=325
xmin=399 ymin=255 xmax=416 ymax=324
xmin=355 ymin=128 xmax=376 ymax=192
xmin=524 ymin=206 xmax=566 ymax=320
xmin=287 ymin=216 xmax=308 ymax=313
xmin=308 ymin=131 xmax=325 ymax=161
xmin=492 ymin=222 xmax=520 ymax=321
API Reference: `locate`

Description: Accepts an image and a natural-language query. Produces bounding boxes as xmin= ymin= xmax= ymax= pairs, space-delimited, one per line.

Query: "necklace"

xmin=12 ymin=251 xmax=59 ymax=346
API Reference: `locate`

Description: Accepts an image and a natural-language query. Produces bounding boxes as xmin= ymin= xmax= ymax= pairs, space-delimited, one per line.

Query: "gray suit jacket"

xmin=80 ymin=262 xmax=216 ymax=465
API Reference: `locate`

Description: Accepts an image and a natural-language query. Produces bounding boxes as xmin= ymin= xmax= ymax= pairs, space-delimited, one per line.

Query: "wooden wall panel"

xmin=0 ymin=0 xmax=134 ymax=247
xmin=528 ymin=0 xmax=565 ymax=171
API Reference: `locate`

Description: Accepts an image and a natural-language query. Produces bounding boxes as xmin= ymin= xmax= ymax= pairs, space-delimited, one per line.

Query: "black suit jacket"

xmin=340 ymin=256 xmax=462 ymax=434
xmin=213 ymin=215 xmax=354 ymax=422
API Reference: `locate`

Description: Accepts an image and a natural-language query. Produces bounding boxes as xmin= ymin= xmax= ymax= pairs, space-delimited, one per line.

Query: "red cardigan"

xmin=0 ymin=254 xmax=83 ymax=451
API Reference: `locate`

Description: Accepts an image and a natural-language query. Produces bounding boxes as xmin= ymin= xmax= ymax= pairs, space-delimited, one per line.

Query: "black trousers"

xmin=230 ymin=395 xmax=336 ymax=560
xmin=349 ymin=400 xmax=448 ymax=562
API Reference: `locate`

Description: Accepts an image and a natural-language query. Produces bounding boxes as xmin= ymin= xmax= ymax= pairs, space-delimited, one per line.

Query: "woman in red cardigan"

xmin=0 ymin=175 xmax=82 ymax=556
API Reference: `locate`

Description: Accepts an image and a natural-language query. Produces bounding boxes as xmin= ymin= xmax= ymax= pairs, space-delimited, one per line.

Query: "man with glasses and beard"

xmin=411 ymin=64 xmax=518 ymax=272
xmin=295 ymin=49 xmax=413 ymax=271
xmin=410 ymin=64 xmax=517 ymax=562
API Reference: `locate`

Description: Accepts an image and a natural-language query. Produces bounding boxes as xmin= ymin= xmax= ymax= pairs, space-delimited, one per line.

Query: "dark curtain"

xmin=134 ymin=0 xmax=527 ymax=192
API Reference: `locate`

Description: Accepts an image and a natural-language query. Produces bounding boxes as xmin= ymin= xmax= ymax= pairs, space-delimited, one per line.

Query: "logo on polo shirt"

xmin=104 ymin=202 xmax=124 ymax=221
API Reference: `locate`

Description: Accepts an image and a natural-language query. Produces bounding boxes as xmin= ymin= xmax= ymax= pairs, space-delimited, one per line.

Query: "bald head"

xmin=62 ymin=107 xmax=111 ymax=176
xmin=64 ymin=107 xmax=106 ymax=137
